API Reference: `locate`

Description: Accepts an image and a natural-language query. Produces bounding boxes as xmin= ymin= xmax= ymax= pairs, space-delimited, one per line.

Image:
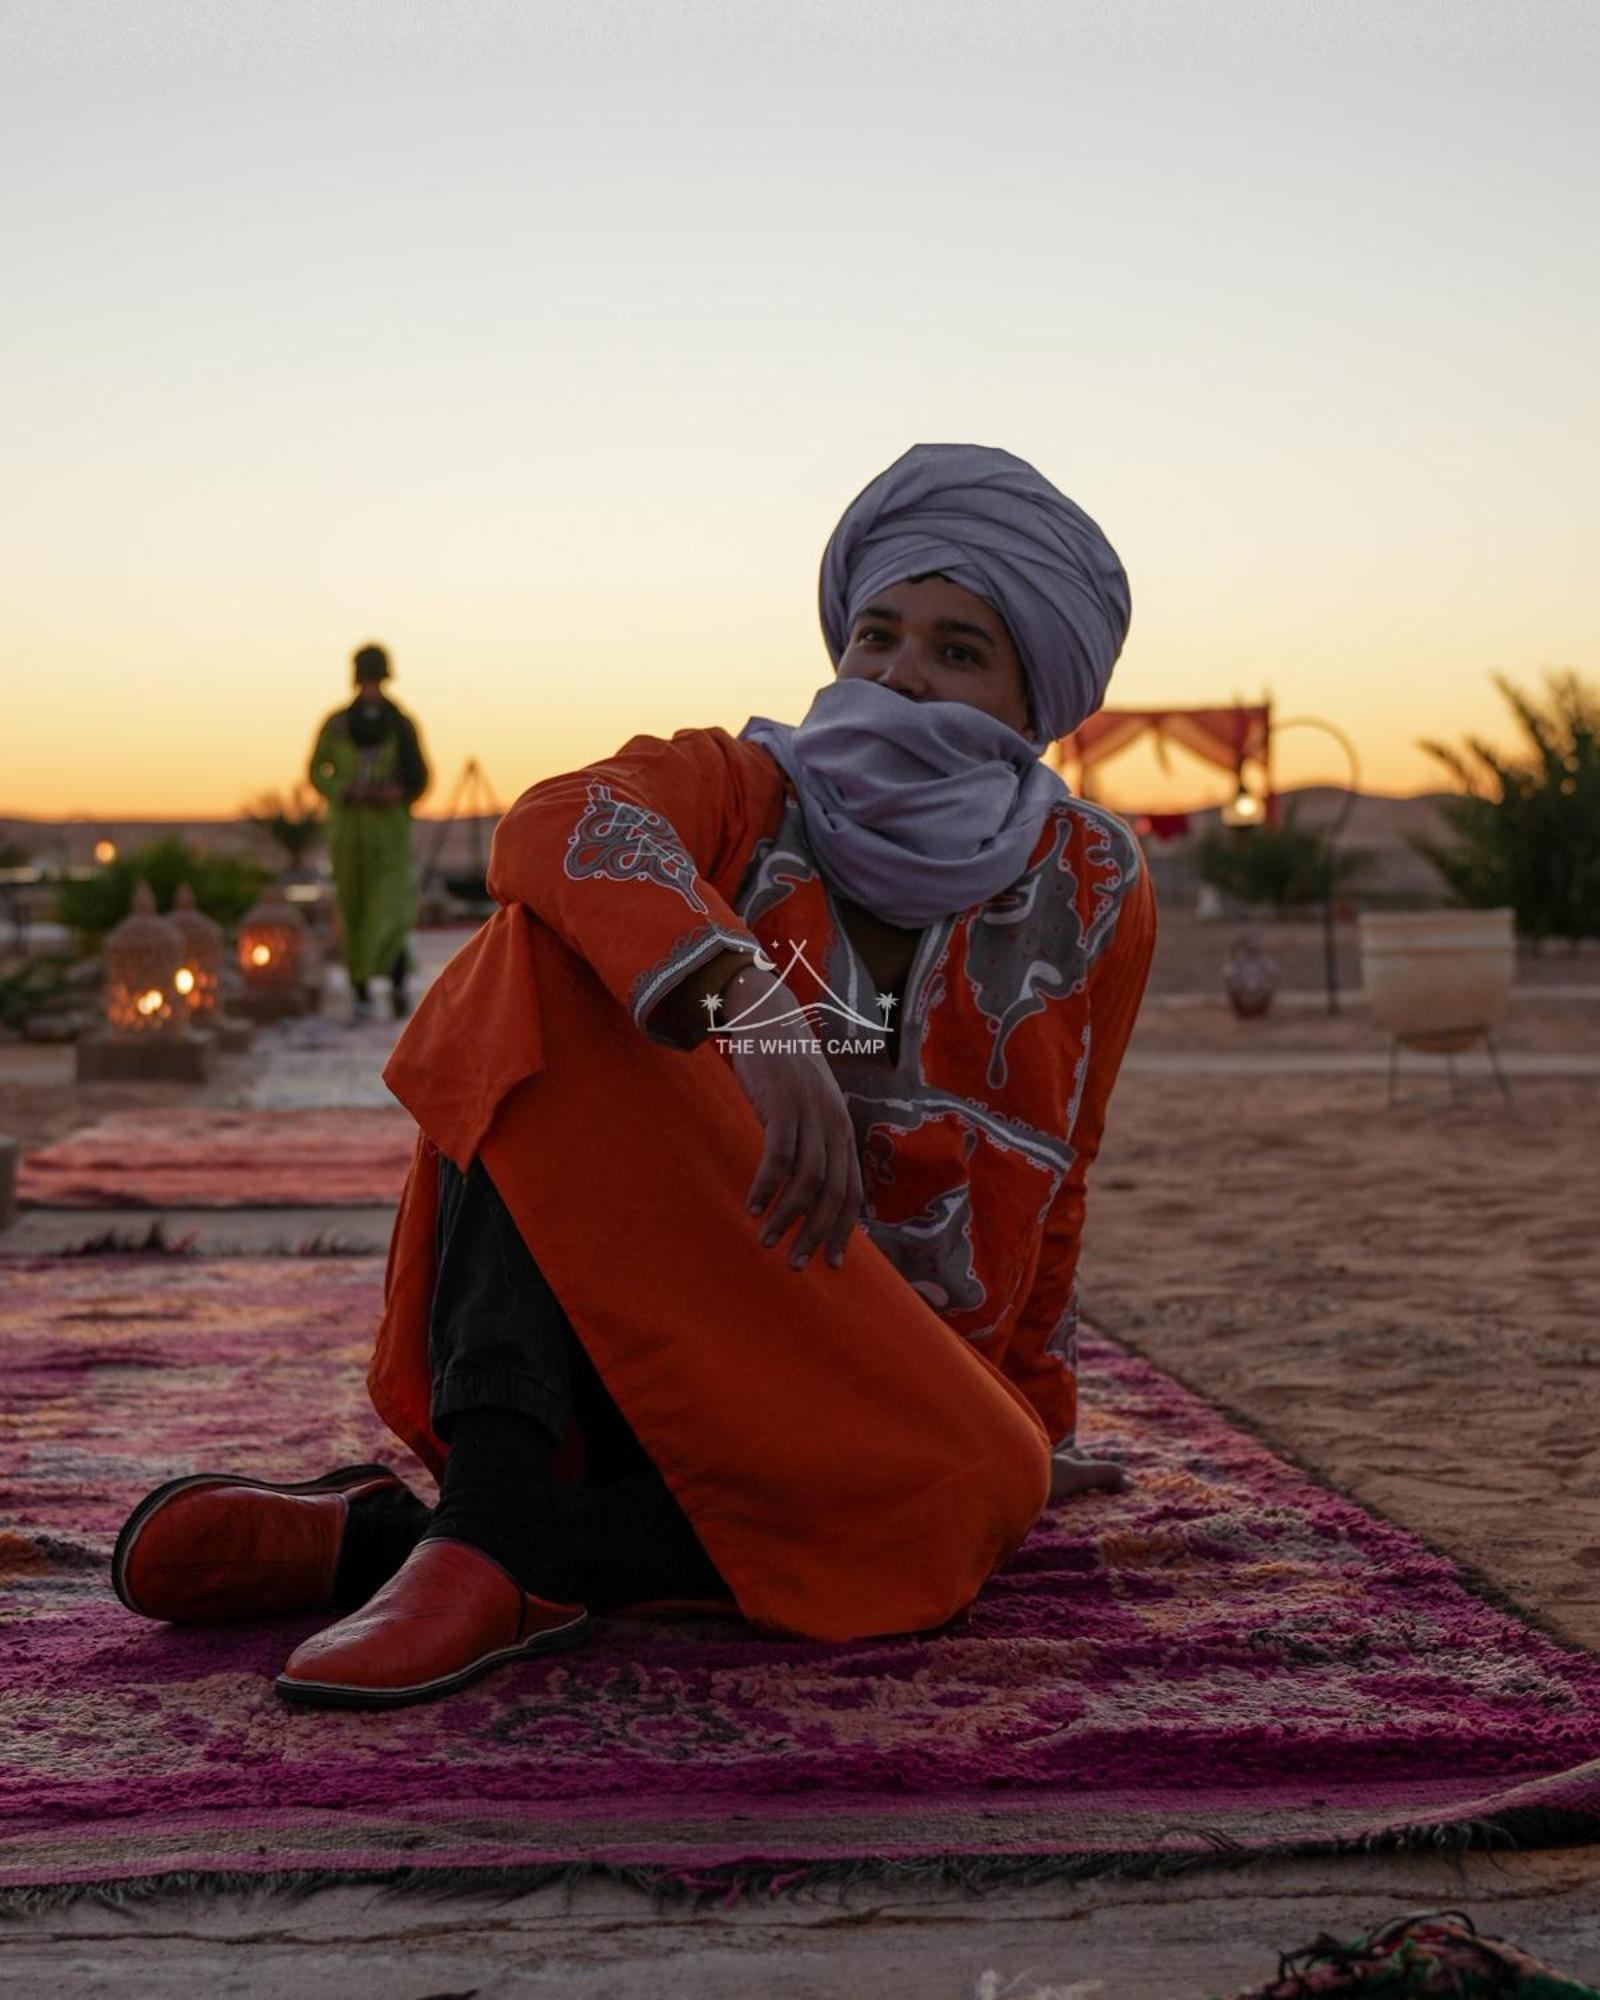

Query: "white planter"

xmin=1357 ymin=908 xmax=1515 ymax=1048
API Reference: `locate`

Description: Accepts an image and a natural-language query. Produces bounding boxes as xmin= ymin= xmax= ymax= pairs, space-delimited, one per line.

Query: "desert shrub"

xmin=1191 ymin=803 xmax=1376 ymax=911
xmin=1415 ymin=671 xmax=1600 ymax=944
xmin=242 ymin=785 xmax=325 ymax=867
xmin=55 ymin=838 xmax=269 ymax=948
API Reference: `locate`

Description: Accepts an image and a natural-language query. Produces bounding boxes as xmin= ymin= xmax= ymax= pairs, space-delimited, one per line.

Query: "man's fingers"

xmin=787 ymin=1125 xmax=854 ymax=1270
xmin=746 ymin=1116 xmax=796 ymax=1220
xmin=759 ymin=1135 xmax=826 ymax=1249
xmin=824 ymin=1150 xmax=863 ymax=1269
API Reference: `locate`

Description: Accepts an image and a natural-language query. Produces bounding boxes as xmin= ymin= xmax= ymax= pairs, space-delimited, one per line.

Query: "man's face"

xmin=356 ymin=678 xmax=384 ymax=705
xmin=835 ymin=575 xmax=1036 ymax=740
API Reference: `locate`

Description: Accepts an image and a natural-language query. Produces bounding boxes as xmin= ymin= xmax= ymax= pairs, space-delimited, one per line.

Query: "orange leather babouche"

xmin=372 ymin=726 xmax=1155 ymax=1643
xmin=276 ymin=1538 xmax=590 ymax=1709
xmin=112 ymin=1466 xmax=408 ymax=1625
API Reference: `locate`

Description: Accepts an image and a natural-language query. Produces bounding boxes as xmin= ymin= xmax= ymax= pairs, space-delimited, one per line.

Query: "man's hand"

xmin=723 ymin=963 xmax=863 ymax=1273
xmin=1048 ymin=1447 xmax=1132 ymax=1501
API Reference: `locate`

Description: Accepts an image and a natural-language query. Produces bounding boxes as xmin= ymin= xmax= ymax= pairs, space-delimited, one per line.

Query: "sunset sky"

xmin=4 ymin=0 xmax=1596 ymax=819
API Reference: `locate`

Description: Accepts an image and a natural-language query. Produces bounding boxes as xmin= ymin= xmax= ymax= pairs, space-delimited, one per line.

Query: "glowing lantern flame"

xmin=94 ymin=839 xmax=118 ymax=865
xmin=174 ymin=967 xmax=196 ymax=996
xmin=1221 ymin=784 xmax=1265 ymax=828
xmin=135 ymin=989 xmax=165 ymax=1017
xmin=250 ymin=943 xmax=273 ymax=967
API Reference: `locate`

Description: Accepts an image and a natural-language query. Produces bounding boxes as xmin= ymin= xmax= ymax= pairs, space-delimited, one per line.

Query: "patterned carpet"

xmin=15 ymin=1109 xmax=415 ymax=1209
xmin=4 ymin=1255 xmax=1600 ymax=1901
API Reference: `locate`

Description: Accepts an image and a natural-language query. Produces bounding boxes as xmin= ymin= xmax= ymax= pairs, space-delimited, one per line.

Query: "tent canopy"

xmin=1053 ymin=704 xmax=1273 ymax=803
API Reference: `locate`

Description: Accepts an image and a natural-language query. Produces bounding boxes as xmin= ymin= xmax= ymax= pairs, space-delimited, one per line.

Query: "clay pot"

xmin=1223 ymin=930 xmax=1280 ymax=1019
xmin=1357 ymin=909 xmax=1515 ymax=1043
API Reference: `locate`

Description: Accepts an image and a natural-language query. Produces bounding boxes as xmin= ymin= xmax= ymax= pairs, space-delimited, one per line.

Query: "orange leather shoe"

xmin=113 ymin=1464 xmax=408 ymax=1625
xmin=275 ymin=1537 xmax=590 ymax=1709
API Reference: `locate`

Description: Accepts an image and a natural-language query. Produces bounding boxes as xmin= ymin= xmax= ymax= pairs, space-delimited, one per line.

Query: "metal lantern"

xmin=103 ymin=881 xmax=186 ymax=1036
xmin=237 ymin=885 xmax=308 ymax=999
xmin=168 ymin=882 xmax=223 ymax=1025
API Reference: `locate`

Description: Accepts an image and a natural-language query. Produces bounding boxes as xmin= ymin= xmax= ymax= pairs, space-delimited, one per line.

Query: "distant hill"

xmin=2 ymin=786 xmax=1462 ymax=901
xmin=0 ymin=813 xmax=503 ymax=882
xmin=1182 ymin=786 xmax=1458 ymax=899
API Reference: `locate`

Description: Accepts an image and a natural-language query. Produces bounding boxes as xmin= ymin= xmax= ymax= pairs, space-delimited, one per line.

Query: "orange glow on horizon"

xmin=4 ymin=6 xmax=1593 ymax=828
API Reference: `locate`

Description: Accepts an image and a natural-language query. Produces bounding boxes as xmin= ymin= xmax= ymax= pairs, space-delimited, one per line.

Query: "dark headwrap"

xmin=818 ymin=443 xmax=1131 ymax=744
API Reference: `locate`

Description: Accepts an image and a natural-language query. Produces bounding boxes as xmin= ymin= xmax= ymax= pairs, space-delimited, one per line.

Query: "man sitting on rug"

xmin=112 ymin=443 xmax=1156 ymax=1709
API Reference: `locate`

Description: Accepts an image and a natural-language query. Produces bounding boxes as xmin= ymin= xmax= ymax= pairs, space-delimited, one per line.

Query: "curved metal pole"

xmin=1269 ymin=715 xmax=1362 ymax=1015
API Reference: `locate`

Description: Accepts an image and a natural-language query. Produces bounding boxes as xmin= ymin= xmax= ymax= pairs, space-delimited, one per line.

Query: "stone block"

xmin=232 ymin=986 xmax=315 ymax=1024
xmin=216 ymin=1015 xmax=256 ymax=1054
xmin=75 ymin=1030 xmax=216 ymax=1084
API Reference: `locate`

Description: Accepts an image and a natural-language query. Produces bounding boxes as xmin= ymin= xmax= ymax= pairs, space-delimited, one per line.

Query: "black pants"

xmin=426 ymin=1153 xmax=728 ymax=1603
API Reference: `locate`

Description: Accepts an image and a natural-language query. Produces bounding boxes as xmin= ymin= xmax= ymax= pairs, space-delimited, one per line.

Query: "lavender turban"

xmin=818 ymin=443 xmax=1132 ymax=744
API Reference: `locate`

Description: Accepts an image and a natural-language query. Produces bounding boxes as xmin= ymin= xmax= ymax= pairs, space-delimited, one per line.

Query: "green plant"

xmin=0 ymin=952 xmax=74 ymax=1033
xmin=54 ymin=838 xmax=269 ymax=949
xmin=1415 ymin=670 xmax=1600 ymax=944
xmin=1191 ymin=802 xmax=1376 ymax=911
xmin=243 ymin=786 xmax=325 ymax=867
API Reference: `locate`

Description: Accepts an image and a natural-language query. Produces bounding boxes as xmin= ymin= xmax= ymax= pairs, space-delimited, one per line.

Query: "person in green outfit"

xmin=308 ymin=644 xmax=431 ymax=1021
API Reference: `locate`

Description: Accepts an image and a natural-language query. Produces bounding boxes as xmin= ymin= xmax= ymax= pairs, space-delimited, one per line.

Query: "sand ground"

xmin=4 ymin=915 xmax=1600 ymax=1995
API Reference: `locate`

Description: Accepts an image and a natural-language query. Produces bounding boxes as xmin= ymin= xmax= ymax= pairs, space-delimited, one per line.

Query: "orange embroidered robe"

xmin=374 ymin=726 xmax=1155 ymax=1642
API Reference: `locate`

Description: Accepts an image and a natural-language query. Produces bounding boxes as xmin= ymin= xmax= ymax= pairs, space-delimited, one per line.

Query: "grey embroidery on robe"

xmin=630 ymin=923 xmax=761 ymax=1031
xmin=838 ymin=1070 xmax=1075 ymax=1181
xmin=965 ymin=816 xmax=1086 ymax=1090
xmin=1075 ymin=801 xmax=1143 ymax=967
xmin=863 ymin=1183 xmax=984 ymax=1315
xmin=837 ymin=1077 xmax=1073 ymax=1339
xmin=564 ymin=782 xmax=708 ymax=914
xmin=1044 ymin=1291 xmax=1080 ymax=1444
xmin=965 ymin=803 xmax=1142 ymax=1089
xmin=1045 ymin=1286 xmax=1079 ymax=1362
xmin=733 ymin=798 xmax=819 ymax=927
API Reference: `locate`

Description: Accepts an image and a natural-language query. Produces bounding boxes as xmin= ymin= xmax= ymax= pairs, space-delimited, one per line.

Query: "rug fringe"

xmin=3 ymin=1802 xmax=1597 ymax=1920
xmin=55 ymin=1220 xmax=198 ymax=1257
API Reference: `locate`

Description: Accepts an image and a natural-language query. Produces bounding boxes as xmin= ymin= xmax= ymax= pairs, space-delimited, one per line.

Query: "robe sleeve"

xmin=1000 ymin=851 xmax=1157 ymax=1445
xmin=484 ymin=727 xmax=771 ymax=1049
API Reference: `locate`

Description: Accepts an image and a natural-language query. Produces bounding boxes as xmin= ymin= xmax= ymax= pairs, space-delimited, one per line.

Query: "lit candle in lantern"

xmin=100 ymin=883 xmax=185 ymax=1037
xmin=167 ymin=883 xmax=224 ymax=1027
xmin=236 ymin=885 xmax=309 ymax=1019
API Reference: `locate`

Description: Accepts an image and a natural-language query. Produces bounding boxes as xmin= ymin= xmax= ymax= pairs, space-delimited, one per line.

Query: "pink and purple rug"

xmin=4 ymin=1255 xmax=1600 ymax=1905
xmin=15 ymin=1109 xmax=415 ymax=1210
